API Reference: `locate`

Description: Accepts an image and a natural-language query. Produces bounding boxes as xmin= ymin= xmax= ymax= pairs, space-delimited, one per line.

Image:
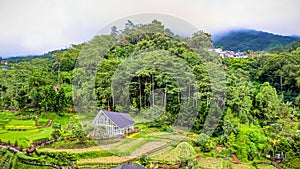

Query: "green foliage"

xmin=226 ymin=133 xmax=237 ymax=153
xmin=41 ymin=139 xmax=97 ymax=149
xmin=72 ymin=126 xmax=87 ymax=143
xmin=139 ymin=154 xmax=150 ymax=166
xmin=76 ymin=150 xmax=114 ymax=159
xmin=38 ymin=150 xmax=114 ymax=160
xmin=175 ymin=142 xmax=196 ymax=165
xmin=195 ymin=133 xmax=209 ymax=150
xmin=51 ymin=123 xmax=62 ymax=140
xmin=160 ymin=125 xmax=174 ymax=132
xmin=0 ymin=147 xmax=14 ymax=168
xmin=253 ymin=50 xmax=300 ymax=104
xmin=0 ymin=111 xmax=71 ymax=147
xmin=1 ymin=20 xmax=300 ymax=167
xmin=112 ymin=138 xmax=149 ymax=156
xmin=234 ymin=125 xmax=267 ymax=161
xmin=254 ymin=82 xmax=281 ymax=122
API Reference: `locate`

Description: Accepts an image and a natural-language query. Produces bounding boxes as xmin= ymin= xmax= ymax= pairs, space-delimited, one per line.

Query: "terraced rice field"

xmin=197 ymin=157 xmax=223 ymax=169
xmin=257 ymin=164 xmax=277 ymax=169
xmin=230 ymin=162 xmax=276 ymax=169
xmin=77 ymin=156 xmax=133 ymax=164
xmin=112 ymin=138 xmax=144 ymax=150
xmin=0 ymin=111 xmax=68 ymax=147
xmin=230 ymin=163 xmax=251 ymax=169
xmin=40 ymin=146 xmax=105 ymax=153
xmin=130 ymin=141 xmax=167 ymax=156
xmin=0 ymin=148 xmax=13 ymax=169
xmin=40 ymin=140 xmax=123 ymax=153
xmin=0 ymin=128 xmax=52 ymax=147
xmin=150 ymin=147 xmax=179 ymax=162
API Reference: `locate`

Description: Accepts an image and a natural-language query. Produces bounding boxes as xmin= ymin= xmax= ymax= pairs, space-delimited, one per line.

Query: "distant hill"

xmin=4 ymin=49 xmax=66 ymax=63
xmin=213 ymin=29 xmax=300 ymax=52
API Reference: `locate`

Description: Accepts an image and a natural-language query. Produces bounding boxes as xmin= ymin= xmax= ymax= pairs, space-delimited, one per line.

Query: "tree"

xmin=72 ymin=127 xmax=87 ymax=143
xmin=253 ymin=51 xmax=300 ymax=103
xmin=235 ymin=125 xmax=267 ymax=161
xmin=195 ymin=133 xmax=212 ymax=152
xmin=110 ymin=25 xmax=119 ymax=38
xmin=51 ymin=123 xmax=62 ymax=140
xmin=226 ymin=133 xmax=237 ymax=154
xmin=254 ymin=82 xmax=281 ymax=122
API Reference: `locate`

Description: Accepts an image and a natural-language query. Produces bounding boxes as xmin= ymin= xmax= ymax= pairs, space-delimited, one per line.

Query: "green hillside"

xmin=0 ymin=21 xmax=300 ymax=169
xmin=213 ymin=29 xmax=300 ymax=52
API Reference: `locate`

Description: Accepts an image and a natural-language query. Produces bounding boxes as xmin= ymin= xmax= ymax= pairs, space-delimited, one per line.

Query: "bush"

xmin=139 ymin=154 xmax=150 ymax=166
xmin=19 ymin=145 xmax=23 ymax=152
xmin=33 ymin=137 xmax=51 ymax=143
xmin=161 ymin=125 xmax=174 ymax=132
xmin=72 ymin=127 xmax=87 ymax=143
xmin=37 ymin=151 xmax=77 ymax=165
xmin=77 ymin=150 xmax=115 ymax=159
xmin=51 ymin=124 xmax=62 ymax=140
xmin=37 ymin=150 xmax=114 ymax=163
xmin=14 ymin=140 xmax=18 ymax=147
xmin=285 ymin=158 xmax=300 ymax=169
xmin=194 ymin=133 xmax=213 ymax=152
xmin=175 ymin=142 xmax=196 ymax=164
xmin=195 ymin=133 xmax=209 ymax=146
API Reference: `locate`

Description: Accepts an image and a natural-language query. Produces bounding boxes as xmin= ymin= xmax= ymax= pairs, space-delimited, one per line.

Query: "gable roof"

xmin=92 ymin=110 xmax=134 ymax=129
xmin=113 ymin=163 xmax=146 ymax=169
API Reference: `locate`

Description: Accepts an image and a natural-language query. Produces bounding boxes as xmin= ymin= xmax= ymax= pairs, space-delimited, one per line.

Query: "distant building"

xmin=0 ymin=60 xmax=8 ymax=65
xmin=275 ymin=152 xmax=286 ymax=160
xmin=213 ymin=48 xmax=248 ymax=58
xmin=1 ymin=66 xmax=8 ymax=71
xmin=1 ymin=59 xmax=9 ymax=71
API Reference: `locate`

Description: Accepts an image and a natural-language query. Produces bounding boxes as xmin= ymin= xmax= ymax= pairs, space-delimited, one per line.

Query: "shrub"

xmin=77 ymin=150 xmax=115 ymax=159
xmin=51 ymin=124 xmax=62 ymax=140
xmin=139 ymin=154 xmax=150 ymax=166
xmin=175 ymin=142 xmax=196 ymax=165
xmin=14 ymin=140 xmax=18 ymax=147
xmin=72 ymin=127 xmax=87 ymax=143
xmin=161 ymin=125 xmax=174 ymax=133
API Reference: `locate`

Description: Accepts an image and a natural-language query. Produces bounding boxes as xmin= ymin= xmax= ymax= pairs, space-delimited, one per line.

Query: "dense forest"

xmin=1 ymin=20 xmax=300 ymax=168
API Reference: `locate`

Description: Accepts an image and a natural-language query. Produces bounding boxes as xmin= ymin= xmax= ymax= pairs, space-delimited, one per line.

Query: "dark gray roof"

xmin=101 ymin=110 xmax=134 ymax=129
xmin=113 ymin=163 xmax=146 ymax=169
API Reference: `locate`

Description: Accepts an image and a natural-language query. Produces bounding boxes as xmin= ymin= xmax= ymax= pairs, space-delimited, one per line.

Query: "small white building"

xmin=213 ymin=48 xmax=248 ymax=58
xmin=91 ymin=110 xmax=135 ymax=138
xmin=0 ymin=60 xmax=8 ymax=65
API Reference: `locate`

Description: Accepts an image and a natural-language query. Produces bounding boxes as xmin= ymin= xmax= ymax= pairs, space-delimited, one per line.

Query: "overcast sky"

xmin=1 ymin=0 xmax=300 ymax=57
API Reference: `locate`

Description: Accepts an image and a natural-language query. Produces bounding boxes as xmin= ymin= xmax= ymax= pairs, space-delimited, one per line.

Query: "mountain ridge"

xmin=212 ymin=29 xmax=300 ymax=52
